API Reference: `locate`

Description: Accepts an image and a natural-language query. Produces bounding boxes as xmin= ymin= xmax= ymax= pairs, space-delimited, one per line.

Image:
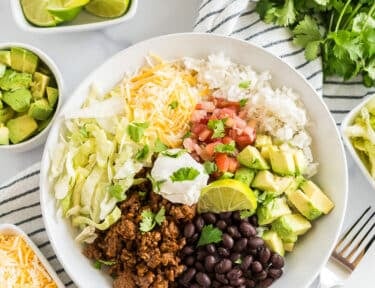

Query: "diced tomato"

xmin=198 ymin=128 xmax=213 ymax=141
xmin=214 ymin=98 xmax=240 ymax=111
xmin=222 ymin=136 xmax=233 ymax=144
xmin=191 ymin=123 xmax=207 ymax=135
xmin=235 ymin=133 xmax=255 ymax=149
xmin=183 ymin=137 xmax=196 ymax=152
xmin=191 ymin=110 xmax=207 ymax=122
xmin=215 ymin=153 xmax=230 ymax=173
xmin=196 ymin=101 xmax=216 ymax=112
xmin=227 ymin=157 xmax=239 ymax=173
xmin=205 ymin=141 xmax=221 ymax=158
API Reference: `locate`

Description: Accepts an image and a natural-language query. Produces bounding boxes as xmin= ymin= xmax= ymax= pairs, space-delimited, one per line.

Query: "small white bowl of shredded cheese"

xmin=0 ymin=224 xmax=64 ymax=288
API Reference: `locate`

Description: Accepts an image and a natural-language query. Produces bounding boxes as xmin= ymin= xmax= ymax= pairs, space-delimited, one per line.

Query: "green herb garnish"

xmin=207 ymin=119 xmax=226 ymax=139
xmin=239 ymin=80 xmax=251 ymax=89
xmin=203 ymin=161 xmax=217 ymax=174
xmin=108 ymin=184 xmax=125 ymax=201
xmin=170 ymin=167 xmax=200 ymax=182
xmin=169 ymin=101 xmax=178 ymax=109
xmin=127 ymin=122 xmax=149 ymax=142
xmin=139 ymin=207 xmax=166 ymax=232
xmin=197 ymin=224 xmax=223 ymax=247
xmin=136 ymin=145 xmax=149 ymax=161
xmin=239 ymin=98 xmax=248 ymax=107
xmin=214 ymin=141 xmax=236 ymax=155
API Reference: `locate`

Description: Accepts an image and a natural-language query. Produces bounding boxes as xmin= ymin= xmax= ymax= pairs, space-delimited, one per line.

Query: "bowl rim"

xmin=0 ymin=223 xmax=65 ymax=288
xmin=40 ymin=32 xmax=348 ymax=288
xmin=0 ymin=42 xmax=63 ymax=151
xmin=10 ymin=0 xmax=138 ymax=34
xmin=341 ymin=93 xmax=375 ymax=189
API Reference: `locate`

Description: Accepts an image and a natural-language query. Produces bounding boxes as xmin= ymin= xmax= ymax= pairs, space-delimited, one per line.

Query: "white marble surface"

xmin=0 ymin=0 xmax=374 ymax=285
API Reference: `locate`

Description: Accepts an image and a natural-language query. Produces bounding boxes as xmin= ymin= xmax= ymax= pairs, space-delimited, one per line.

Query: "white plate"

xmin=341 ymin=93 xmax=375 ymax=190
xmin=10 ymin=0 xmax=138 ymax=33
xmin=0 ymin=224 xmax=64 ymax=288
xmin=40 ymin=33 xmax=348 ymax=288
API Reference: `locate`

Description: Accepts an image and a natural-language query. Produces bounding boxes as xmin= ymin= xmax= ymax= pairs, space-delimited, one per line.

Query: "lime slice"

xmin=85 ymin=0 xmax=130 ymax=18
xmin=20 ymin=0 xmax=58 ymax=27
xmin=47 ymin=0 xmax=90 ymax=22
xmin=198 ymin=179 xmax=258 ymax=214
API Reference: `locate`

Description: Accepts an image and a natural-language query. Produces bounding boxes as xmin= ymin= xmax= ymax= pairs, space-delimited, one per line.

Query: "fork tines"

xmin=332 ymin=206 xmax=375 ymax=271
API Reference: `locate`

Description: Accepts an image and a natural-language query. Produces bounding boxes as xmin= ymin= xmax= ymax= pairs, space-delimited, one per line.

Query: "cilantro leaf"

xmin=256 ymin=0 xmax=276 ymax=22
xmin=147 ymin=174 xmax=166 ymax=192
xmin=203 ymin=161 xmax=217 ymax=174
xmin=197 ymin=225 xmax=223 ymax=247
xmin=214 ymin=141 xmax=236 ymax=155
xmin=240 ymin=209 xmax=255 ymax=219
xmin=139 ymin=207 xmax=165 ymax=233
xmin=183 ymin=131 xmax=192 ymax=139
xmin=238 ymin=80 xmax=251 ymax=89
xmin=365 ymin=59 xmax=375 ymax=80
xmin=127 ymin=122 xmax=149 ymax=142
xmin=234 ymin=258 xmax=243 ymax=264
xmin=239 ymin=99 xmax=248 ymax=107
xmin=293 ymin=16 xmax=322 ymax=47
xmin=219 ymin=172 xmax=234 ymax=179
xmin=154 ymin=138 xmax=168 ymax=153
xmin=207 ymin=119 xmax=226 ymax=139
xmin=108 ymin=184 xmax=126 ymax=201
xmin=154 ymin=207 xmax=166 ymax=225
xmin=136 ymin=145 xmax=149 ymax=161
xmin=329 ymin=31 xmax=363 ymax=61
xmin=305 ymin=41 xmax=321 ymax=60
xmin=275 ymin=0 xmax=296 ymax=26
xmin=161 ymin=149 xmax=186 ymax=158
xmin=169 ymin=101 xmax=178 ymax=109
xmin=93 ymin=260 xmax=101 ymax=269
xmin=170 ymin=167 xmax=200 ymax=182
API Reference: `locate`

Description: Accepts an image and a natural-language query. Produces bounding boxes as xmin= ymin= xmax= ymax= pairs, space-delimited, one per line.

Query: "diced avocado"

xmin=294 ymin=149 xmax=307 ymax=175
xmin=260 ymin=145 xmax=271 ymax=162
xmin=0 ymin=51 xmax=11 ymax=66
xmin=10 ymin=47 xmax=39 ymax=74
xmin=283 ymin=241 xmax=295 ymax=252
xmin=0 ymin=100 xmax=2 ymax=109
xmin=0 ymin=69 xmax=32 ymax=91
xmin=0 ymin=125 xmax=9 ymax=145
xmin=0 ymin=64 xmax=6 ymax=77
xmin=255 ymin=134 xmax=272 ymax=148
xmin=269 ymin=146 xmax=296 ymax=176
xmin=251 ymin=170 xmax=293 ymax=195
xmin=262 ymin=230 xmax=285 ymax=256
xmin=257 ymin=197 xmax=291 ymax=225
xmin=285 ymin=189 xmax=323 ymax=220
xmin=36 ymin=118 xmax=51 ymax=132
xmin=237 ymin=145 xmax=270 ymax=170
xmin=272 ymin=214 xmax=312 ymax=241
xmin=2 ymin=89 xmax=32 ymax=113
xmin=31 ymin=72 xmax=50 ymax=99
xmin=46 ymin=87 xmax=58 ymax=107
xmin=300 ymin=180 xmax=334 ymax=214
xmin=28 ymin=99 xmax=53 ymax=120
xmin=235 ymin=167 xmax=255 ymax=186
xmin=6 ymin=115 xmax=38 ymax=144
xmin=0 ymin=107 xmax=15 ymax=123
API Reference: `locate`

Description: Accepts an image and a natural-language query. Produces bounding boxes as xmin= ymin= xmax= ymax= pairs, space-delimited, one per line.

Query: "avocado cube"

xmin=255 ymin=134 xmax=272 ymax=148
xmin=294 ymin=149 xmax=307 ymax=175
xmin=0 ymin=125 xmax=9 ymax=145
xmin=260 ymin=145 xmax=271 ymax=162
xmin=36 ymin=118 xmax=51 ymax=133
xmin=46 ymin=87 xmax=58 ymax=107
xmin=251 ymin=170 xmax=293 ymax=195
xmin=237 ymin=145 xmax=270 ymax=170
xmin=283 ymin=241 xmax=295 ymax=252
xmin=272 ymin=214 xmax=311 ymax=241
xmin=0 ymin=107 xmax=15 ymax=124
xmin=2 ymin=88 xmax=32 ymax=113
xmin=300 ymin=180 xmax=334 ymax=214
xmin=28 ymin=99 xmax=53 ymax=120
xmin=262 ymin=230 xmax=285 ymax=256
xmin=235 ymin=167 xmax=255 ymax=186
xmin=11 ymin=47 xmax=39 ymax=74
xmin=269 ymin=146 xmax=296 ymax=176
xmin=31 ymin=72 xmax=50 ymax=99
xmin=0 ymin=64 xmax=6 ymax=77
xmin=6 ymin=115 xmax=38 ymax=144
xmin=0 ymin=69 xmax=32 ymax=91
xmin=257 ymin=197 xmax=291 ymax=225
xmin=0 ymin=51 xmax=11 ymax=66
xmin=286 ymin=189 xmax=323 ymax=220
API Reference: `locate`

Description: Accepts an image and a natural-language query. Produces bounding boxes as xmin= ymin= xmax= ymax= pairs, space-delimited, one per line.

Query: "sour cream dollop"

xmin=150 ymin=149 xmax=209 ymax=205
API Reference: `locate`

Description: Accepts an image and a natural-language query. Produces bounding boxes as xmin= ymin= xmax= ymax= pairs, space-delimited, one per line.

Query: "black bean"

xmin=233 ymin=238 xmax=248 ymax=252
xmin=270 ymin=253 xmax=284 ymax=269
xmin=197 ymin=250 xmax=208 ymax=261
xmin=238 ymin=285 xmax=246 ymax=288
xmin=218 ymin=247 xmax=230 ymax=258
xmin=184 ymin=223 xmax=195 ymax=238
xmin=248 ymin=249 xmax=258 ymax=256
xmin=229 ymin=277 xmax=245 ymax=286
xmin=255 ymin=270 xmax=267 ymax=280
xmin=227 ymin=268 xmax=243 ymax=280
xmin=194 ymin=216 xmax=205 ymax=231
xmin=250 ymin=261 xmax=263 ymax=273
xmin=204 ymin=255 xmax=217 ymax=272
xmin=240 ymin=255 xmax=253 ymax=270
xmin=268 ymin=268 xmax=283 ymax=279
xmin=216 ymin=220 xmax=227 ymax=230
xmin=258 ymin=247 xmax=271 ymax=264
xmin=258 ymin=278 xmax=274 ymax=288
xmin=247 ymin=236 xmax=264 ymax=249
xmin=215 ymin=273 xmax=229 ymax=284
xmin=227 ymin=226 xmax=241 ymax=239
xmin=230 ymin=252 xmax=241 ymax=262
xmin=181 ymin=267 xmax=196 ymax=283
xmin=215 ymin=259 xmax=232 ymax=274
xmin=206 ymin=244 xmax=216 ymax=254
xmin=195 ymin=272 xmax=211 ymax=287
xmin=219 ymin=212 xmax=232 ymax=219
xmin=184 ymin=255 xmax=195 ymax=267
xmin=203 ymin=212 xmax=217 ymax=224
xmin=195 ymin=261 xmax=205 ymax=272
xmin=212 ymin=280 xmax=222 ymax=288
xmin=188 ymin=233 xmax=199 ymax=244
xmin=239 ymin=221 xmax=256 ymax=237
xmin=245 ymin=279 xmax=256 ymax=288
xmin=232 ymin=211 xmax=242 ymax=221
xmin=249 ymin=215 xmax=258 ymax=226
xmin=190 ymin=285 xmax=200 ymax=288
xmin=222 ymin=233 xmax=234 ymax=249
xmin=182 ymin=245 xmax=194 ymax=256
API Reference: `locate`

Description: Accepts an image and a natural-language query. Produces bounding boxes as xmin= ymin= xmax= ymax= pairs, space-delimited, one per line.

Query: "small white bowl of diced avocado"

xmin=0 ymin=43 xmax=62 ymax=152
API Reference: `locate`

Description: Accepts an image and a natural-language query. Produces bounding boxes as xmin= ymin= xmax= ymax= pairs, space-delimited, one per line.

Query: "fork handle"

xmin=318 ymin=265 xmax=345 ymax=288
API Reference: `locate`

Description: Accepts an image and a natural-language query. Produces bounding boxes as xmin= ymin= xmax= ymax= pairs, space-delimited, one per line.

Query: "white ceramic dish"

xmin=0 ymin=42 xmax=63 ymax=153
xmin=10 ymin=0 xmax=138 ymax=34
xmin=341 ymin=93 xmax=375 ymax=190
xmin=40 ymin=33 xmax=348 ymax=288
xmin=0 ymin=224 xmax=64 ymax=287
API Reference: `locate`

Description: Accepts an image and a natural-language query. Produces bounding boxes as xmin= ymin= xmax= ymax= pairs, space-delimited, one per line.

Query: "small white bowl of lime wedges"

xmin=10 ymin=0 xmax=138 ymax=33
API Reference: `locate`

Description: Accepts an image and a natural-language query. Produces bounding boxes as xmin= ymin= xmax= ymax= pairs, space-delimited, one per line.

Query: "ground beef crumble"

xmin=83 ymin=189 xmax=196 ymax=288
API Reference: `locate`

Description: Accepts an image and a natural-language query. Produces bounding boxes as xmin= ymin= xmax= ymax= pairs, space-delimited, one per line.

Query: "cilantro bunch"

xmin=256 ymin=0 xmax=375 ymax=87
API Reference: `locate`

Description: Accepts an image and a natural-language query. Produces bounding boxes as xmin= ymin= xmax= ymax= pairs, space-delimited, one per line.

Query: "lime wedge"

xmin=20 ymin=0 xmax=58 ymax=27
xmin=198 ymin=179 xmax=258 ymax=214
xmin=85 ymin=0 xmax=130 ymax=18
xmin=47 ymin=0 xmax=90 ymax=22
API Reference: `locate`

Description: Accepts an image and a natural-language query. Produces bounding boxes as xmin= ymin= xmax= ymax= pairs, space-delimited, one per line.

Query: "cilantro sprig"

xmin=197 ymin=225 xmax=223 ymax=247
xmin=214 ymin=141 xmax=236 ymax=155
xmin=139 ymin=207 xmax=166 ymax=233
xmin=207 ymin=119 xmax=226 ymax=139
xmin=170 ymin=167 xmax=200 ymax=182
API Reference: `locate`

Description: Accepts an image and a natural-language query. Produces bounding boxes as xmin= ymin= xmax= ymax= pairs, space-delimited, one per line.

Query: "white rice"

xmin=184 ymin=53 xmax=318 ymax=176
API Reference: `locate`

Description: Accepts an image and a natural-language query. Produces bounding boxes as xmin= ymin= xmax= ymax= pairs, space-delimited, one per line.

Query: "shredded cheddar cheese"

xmin=0 ymin=234 xmax=57 ymax=288
xmin=116 ymin=55 xmax=201 ymax=148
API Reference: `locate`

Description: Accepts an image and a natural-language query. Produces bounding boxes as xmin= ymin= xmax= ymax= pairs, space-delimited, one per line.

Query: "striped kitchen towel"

xmin=0 ymin=163 xmax=75 ymax=287
xmin=195 ymin=0 xmax=375 ymax=126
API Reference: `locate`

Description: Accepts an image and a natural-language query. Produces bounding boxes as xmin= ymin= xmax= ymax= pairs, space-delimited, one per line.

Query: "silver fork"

xmin=318 ymin=206 xmax=375 ymax=288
